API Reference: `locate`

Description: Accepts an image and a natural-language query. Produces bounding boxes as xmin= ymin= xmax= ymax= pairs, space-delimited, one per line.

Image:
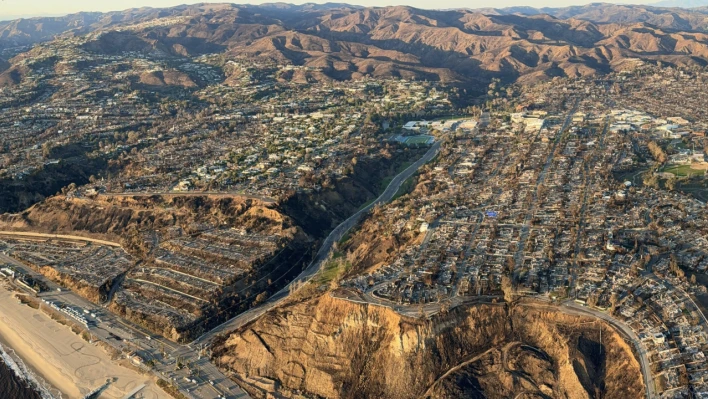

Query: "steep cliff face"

xmin=212 ymin=295 xmax=644 ymax=399
xmin=38 ymin=265 xmax=119 ymax=303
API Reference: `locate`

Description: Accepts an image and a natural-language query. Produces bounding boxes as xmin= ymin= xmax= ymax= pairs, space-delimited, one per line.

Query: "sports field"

xmin=661 ymin=164 xmax=706 ymax=177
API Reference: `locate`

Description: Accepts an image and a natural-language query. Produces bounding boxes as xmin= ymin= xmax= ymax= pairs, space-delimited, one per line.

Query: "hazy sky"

xmin=0 ymin=0 xmax=654 ymax=20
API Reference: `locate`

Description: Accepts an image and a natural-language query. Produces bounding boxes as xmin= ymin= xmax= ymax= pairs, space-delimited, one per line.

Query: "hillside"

xmin=0 ymin=194 xmax=312 ymax=340
xmin=213 ymin=295 xmax=645 ymax=399
xmin=652 ymin=0 xmax=708 ymax=7
xmin=4 ymin=4 xmax=708 ymax=87
xmin=0 ymin=144 xmax=422 ymax=341
xmin=487 ymin=3 xmax=708 ymax=30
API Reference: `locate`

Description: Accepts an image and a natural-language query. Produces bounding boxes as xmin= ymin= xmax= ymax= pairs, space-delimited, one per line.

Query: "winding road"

xmin=534 ymin=301 xmax=656 ymax=399
xmin=0 ymin=137 xmax=444 ymax=399
xmin=419 ymin=342 xmax=519 ymax=398
xmin=192 ymin=139 xmax=443 ymax=345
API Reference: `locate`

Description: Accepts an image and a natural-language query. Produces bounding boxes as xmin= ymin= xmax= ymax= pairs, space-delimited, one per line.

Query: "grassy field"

xmin=661 ymin=164 xmax=706 ymax=177
xmin=313 ymin=253 xmax=351 ymax=286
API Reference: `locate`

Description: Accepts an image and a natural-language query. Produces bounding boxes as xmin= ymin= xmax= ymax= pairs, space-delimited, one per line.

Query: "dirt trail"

xmin=420 ymin=341 xmax=522 ymax=399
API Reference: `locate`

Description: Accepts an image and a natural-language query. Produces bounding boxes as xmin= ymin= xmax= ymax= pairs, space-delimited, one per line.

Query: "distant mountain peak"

xmin=652 ymin=0 xmax=708 ymax=8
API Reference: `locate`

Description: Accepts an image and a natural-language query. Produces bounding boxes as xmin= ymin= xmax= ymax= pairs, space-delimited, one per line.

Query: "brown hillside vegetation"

xmin=0 ymin=148 xmax=420 ymax=340
xmin=213 ymin=295 xmax=644 ymax=399
xmin=0 ymin=65 xmax=28 ymax=88
xmin=5 ymin=4 xmax=708 ymax=86
xmin=0 ymin=194 xmax=293 ymax=243
xmin=138 ymin=70 xmax=197 ymax=88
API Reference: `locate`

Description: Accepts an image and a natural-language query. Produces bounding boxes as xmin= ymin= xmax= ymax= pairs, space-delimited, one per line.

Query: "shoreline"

xmin=0 ymin=290 xmax=81 ymax=398
xmin=0 ymin=340 xmax=53 ymax=399
xmin=0 ymin=281 xmax=169 ymax=399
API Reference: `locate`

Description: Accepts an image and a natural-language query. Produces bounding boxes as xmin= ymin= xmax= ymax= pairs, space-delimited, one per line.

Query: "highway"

xmin=0 ymin=251 xmax=248 ymax=399
xmin=0 ymin=124 xmax=661 ymax=399
xmin=193 ymin=138 xmax=443 ymax=345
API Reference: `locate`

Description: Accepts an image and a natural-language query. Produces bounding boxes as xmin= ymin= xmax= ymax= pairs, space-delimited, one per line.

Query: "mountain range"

xmin=651 ymin=0 xmax=708 ymax=8
xmin=4 ymin=2 xmax=708 ymax=87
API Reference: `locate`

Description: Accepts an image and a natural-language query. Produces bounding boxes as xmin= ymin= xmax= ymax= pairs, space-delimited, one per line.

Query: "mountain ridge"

xmin=4 ymin=3 xmax=708 ymax=88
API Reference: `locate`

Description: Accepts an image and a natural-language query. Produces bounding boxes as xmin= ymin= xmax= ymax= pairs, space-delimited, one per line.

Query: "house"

xmin=653 ymin=332 xmax=666 ymax=344
xmin=0 ymin=268 xmax=14 ymax=278
xmin=572 ymin=112 xmax=586 ymax=124
xmin=511 ymin=112 xmax=526 ymax=124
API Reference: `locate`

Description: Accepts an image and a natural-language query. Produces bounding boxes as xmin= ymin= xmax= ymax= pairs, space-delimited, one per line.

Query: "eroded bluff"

xmin=213 ymin=295 xmax=644 ymax=399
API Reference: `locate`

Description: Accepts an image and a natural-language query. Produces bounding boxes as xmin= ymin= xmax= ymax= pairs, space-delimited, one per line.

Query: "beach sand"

xmin=0 ymin=281 xmax=170 ymax=399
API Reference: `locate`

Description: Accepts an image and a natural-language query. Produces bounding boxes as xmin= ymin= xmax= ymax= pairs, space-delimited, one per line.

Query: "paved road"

xmin=0 ymin=135 xmax=441 ymax=397
xmin=553 ymin=301 xmax=656 ymax=399
xmin=569 ymin=120 xmax=609 ymax=297
xmin=514 ymin=99 xmax=578 ymax=279
xmin=0 ymin=134 xmax=443 ymax=397
xmin=0 ymin=252 xmax=247 ymax=399
xmin=336 ymin=288 xmax=657 ymax=398
xmin=645 ymin=271 xmax=708 ymax=333
xmin=0 ymin=231 xmax=122 ymax=247
xmin=193 ymin=139 xmax=443 ymax=345
xmin=335 ymin=291 xmax=502 ymax=318
xmin=334 ymin=283 xmax=657 ymax=399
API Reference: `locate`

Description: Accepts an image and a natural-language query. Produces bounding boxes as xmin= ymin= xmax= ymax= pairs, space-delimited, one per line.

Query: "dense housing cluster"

xmin=2 ymin=238 xmax=132 ymax=299
xmin=0 ymin=34 xmax=453 ymax=201
xmin=341 ymin=65 xmax=708 ymax=398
